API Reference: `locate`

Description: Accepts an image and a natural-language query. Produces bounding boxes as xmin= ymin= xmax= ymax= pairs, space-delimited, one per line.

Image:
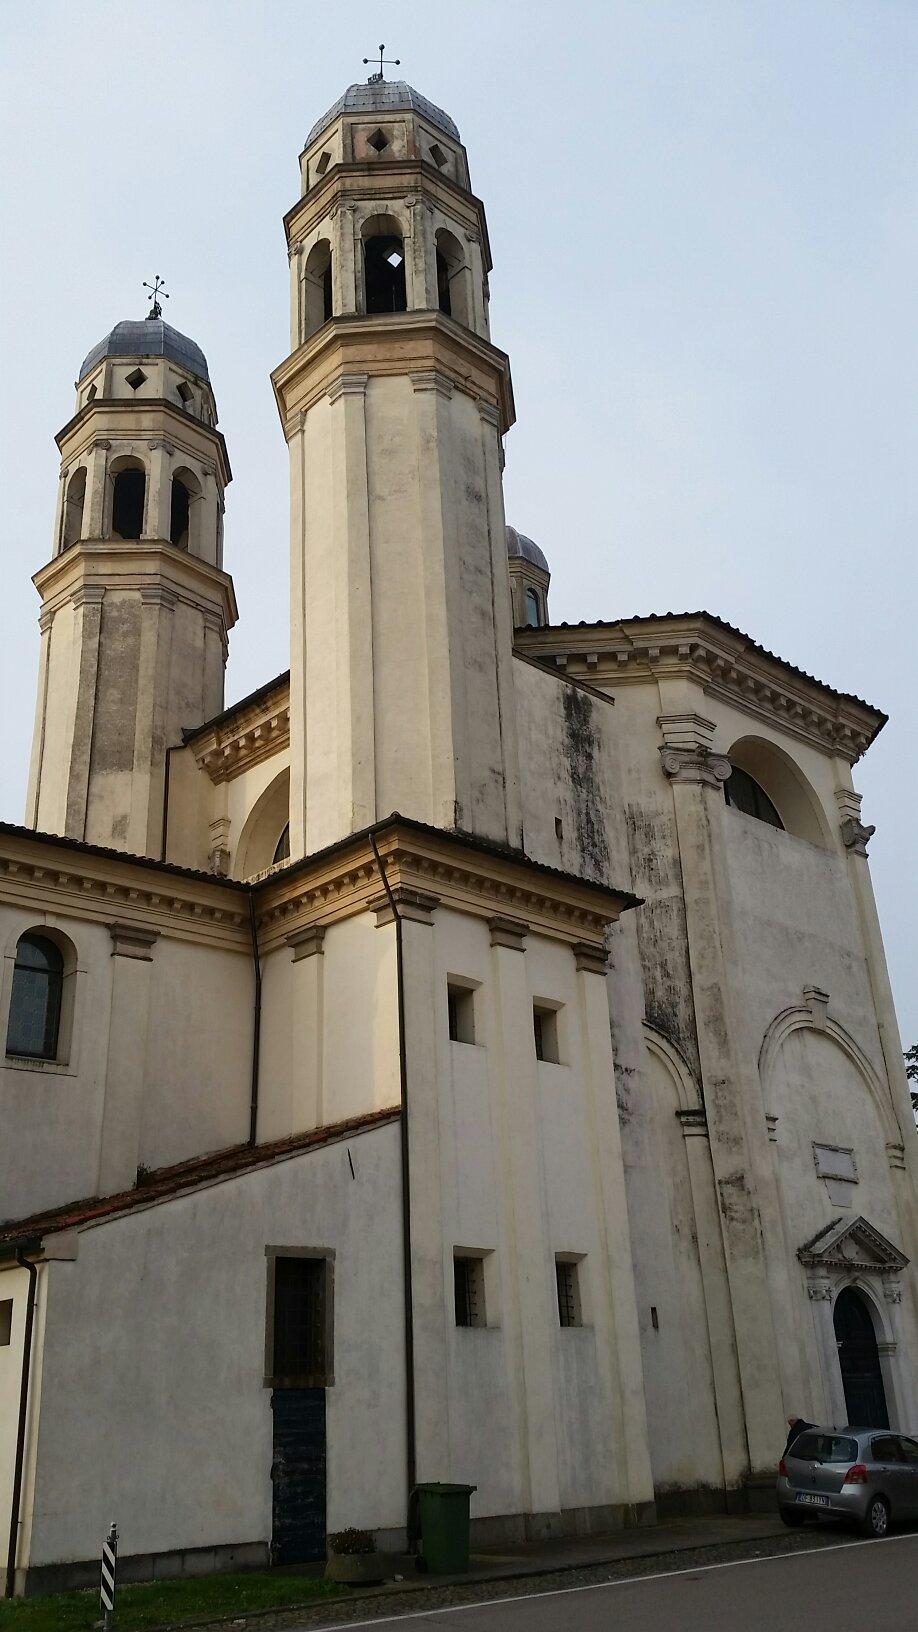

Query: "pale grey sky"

xmin=1 ymin=1 xmax=915 ymax=1040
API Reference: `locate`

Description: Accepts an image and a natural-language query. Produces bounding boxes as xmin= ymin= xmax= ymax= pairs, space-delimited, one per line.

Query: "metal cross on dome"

xmin=363 ymin=44 xmax=399 ymax=83
xmin=142 ymin=275 xmax=169 ymax=321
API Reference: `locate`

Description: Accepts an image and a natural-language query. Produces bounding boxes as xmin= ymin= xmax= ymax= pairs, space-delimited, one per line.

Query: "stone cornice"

xmin=32 ymin=540 xmax=238 ymax=632
xmin=0 ymin=829 xmax=247 ymax=951
xmin=55 ymin=399 xmax=231 ymax=486
xmin=272 ymin=309 xmax=514 ymax=436
xmin=515 ymin=616 xmax=884 ymax=764
xmin=190 ymin=695 xmax=290 ymax=784
xmin=283 ymin=158 xmax=493 ymax=273
xmin=253 ymin=819 xmax=636 ymax=954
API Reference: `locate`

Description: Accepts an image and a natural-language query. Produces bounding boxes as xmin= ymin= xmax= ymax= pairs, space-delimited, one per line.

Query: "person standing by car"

xmin=784 ymin=1416 xmax=816 ymax=1454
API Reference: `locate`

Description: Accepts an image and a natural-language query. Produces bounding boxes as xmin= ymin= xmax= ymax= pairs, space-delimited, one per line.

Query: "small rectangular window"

xmin=454 ymin=1255 xmax=486 ymax=1328
xmin=533 ymin=1004 xmax=560 ymax=1063
xmin=555 ymin=1258 xmax=582 ymax=1328
xmin=269 ymin=1254 xmax=331 ymax=1385
xmin=0 ymin=1300 xmax=12 ymax=1346
xmin=447 ymin=982 xmax=475 ymax=1044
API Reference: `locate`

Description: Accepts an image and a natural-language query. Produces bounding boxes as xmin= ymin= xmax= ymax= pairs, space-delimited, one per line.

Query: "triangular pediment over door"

xmin=798 ymin=1215 xmax=909 ymax=1275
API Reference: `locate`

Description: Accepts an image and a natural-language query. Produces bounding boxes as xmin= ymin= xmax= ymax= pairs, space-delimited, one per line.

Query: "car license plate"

xmin=795 ymin=1493 xmax=830 ymax=1507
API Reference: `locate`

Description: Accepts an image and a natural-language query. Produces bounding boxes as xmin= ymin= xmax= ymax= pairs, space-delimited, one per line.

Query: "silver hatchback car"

xmin=778 ymin=1427 xmax=918 ymax=1537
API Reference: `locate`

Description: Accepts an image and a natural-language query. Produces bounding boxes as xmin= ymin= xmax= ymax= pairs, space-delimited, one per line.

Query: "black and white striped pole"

xmin=100 ymin=1522 xmax=117 ymax=1629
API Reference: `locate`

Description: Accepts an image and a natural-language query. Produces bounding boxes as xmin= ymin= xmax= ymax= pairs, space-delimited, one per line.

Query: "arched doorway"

xmin=833 ymin=1288 xmax=889 ymax=1428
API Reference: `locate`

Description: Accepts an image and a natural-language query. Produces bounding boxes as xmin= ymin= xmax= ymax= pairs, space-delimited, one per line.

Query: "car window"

xmin=871 ymin=1436 xmax=903 ymax=1463
xmin=898 ymin=1436 xmax=918 ymax=1465
xmin=792 ymin=1433 xmax=857 ymax=1463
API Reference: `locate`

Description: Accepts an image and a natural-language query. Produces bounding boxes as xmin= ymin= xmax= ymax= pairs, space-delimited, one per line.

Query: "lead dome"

xmin=305 ymin=80 xmax=460 ymax=149
xmin=79 ymin=317 xmax=210 ymax=385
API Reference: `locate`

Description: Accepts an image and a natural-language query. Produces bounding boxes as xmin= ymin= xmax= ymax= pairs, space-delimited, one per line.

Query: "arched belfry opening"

xmin=363 ymin=216 xmax=407 ymax=313
xmin=303 ymin=239 xmax=333 ymax=339
xmin=60 ymin=467 xmax=87 ymax=552
xmin=169 ymin=468 xmax=201 ymax=550
xmin=435 ymin=228 xmax=471 ymax=327
xmin=833 ymin=1288 xmax=889 ymax=1428
xmin=111 ymin=462 xmax=146 ymax=541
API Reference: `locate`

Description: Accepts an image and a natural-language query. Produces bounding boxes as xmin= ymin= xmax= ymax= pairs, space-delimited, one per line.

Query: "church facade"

xmin=1 ymin=76 xmax=915 ymax=1595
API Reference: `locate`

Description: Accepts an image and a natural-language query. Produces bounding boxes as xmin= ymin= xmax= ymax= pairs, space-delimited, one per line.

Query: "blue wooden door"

xmin=271 ymin=1388 xmax=327 ymax=1563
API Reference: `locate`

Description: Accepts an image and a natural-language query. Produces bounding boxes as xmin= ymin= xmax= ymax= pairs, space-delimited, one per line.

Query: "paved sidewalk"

xmin=459 ymin=1512 xmax=787 ymax=1584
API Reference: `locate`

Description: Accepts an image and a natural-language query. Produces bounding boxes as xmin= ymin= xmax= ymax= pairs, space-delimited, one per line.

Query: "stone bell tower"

xmin=26 ymin=301 xmax=236 ymax=856
xmin=273 ymin=72 xmax=523 ymax=857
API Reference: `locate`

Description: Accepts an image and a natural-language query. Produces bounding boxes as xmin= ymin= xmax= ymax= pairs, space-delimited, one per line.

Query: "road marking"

xmin=305 ymin=1531 xmax=918 ymax=1629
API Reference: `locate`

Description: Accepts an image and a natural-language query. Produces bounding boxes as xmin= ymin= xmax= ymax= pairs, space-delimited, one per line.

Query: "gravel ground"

xmin=212 ymin=1524 xmax=864 ymax=1632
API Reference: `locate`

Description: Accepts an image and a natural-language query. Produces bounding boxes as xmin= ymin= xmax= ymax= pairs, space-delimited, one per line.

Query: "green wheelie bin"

xmin=410 ymin=1482 xmax=477 ymax=1573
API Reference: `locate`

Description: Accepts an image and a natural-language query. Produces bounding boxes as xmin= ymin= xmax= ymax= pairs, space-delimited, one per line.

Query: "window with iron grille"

xmin=555 ymin=1258 xmax=582 ymax=1328
xmin=269 ymin=1254 xmax=331 ymax=1385
xmin=454 ymin=1255 xmax=486 ymax=1328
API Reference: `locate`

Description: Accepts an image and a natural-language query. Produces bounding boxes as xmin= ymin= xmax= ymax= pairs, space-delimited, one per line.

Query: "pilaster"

xmin=659 ymin=711 xmax=786 ymax=1473
xmin=97 ymin=922 xmax=159 ymax=1194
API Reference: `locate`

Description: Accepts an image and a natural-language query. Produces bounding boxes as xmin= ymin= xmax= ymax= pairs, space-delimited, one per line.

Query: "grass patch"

xmin=0 ymin=1567 xmax=348 ymax=1631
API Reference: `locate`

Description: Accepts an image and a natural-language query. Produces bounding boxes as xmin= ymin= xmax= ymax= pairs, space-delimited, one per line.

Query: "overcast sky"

xmin=1 ymin=0 xmax=915 ymax=1042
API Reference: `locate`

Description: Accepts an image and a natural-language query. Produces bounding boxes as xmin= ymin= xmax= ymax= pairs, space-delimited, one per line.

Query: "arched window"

xmin=723 ymin=765 xmax=784 ymax=830
xmin=364 ymin=228 xmax=407 ymax=313
xmin=60 ymin=467 xmax=87 ymax=552
xmin=303 ymin=240 xmax=333 ymax=339
xmin=273 ymin=823 xmax=291 ymax=866
xmin=435 ymin=228 xmax=471 ymax=327
xmin=170 ymin=477 xmax=191 ymax=548
xmin=524 ymin=588 xmax=543 ymax=628
xmin=111 ymin=464 xmax=146 ymax=540
xmin=6 ymin=933 xmax=64 ymax=1060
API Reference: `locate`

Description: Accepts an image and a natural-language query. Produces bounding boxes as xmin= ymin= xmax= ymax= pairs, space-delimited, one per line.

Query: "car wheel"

xmin=780 ymin=1507 xmax=806 ymax=1528
xmin=860 ymin=1495 xmax=890 ymax=1539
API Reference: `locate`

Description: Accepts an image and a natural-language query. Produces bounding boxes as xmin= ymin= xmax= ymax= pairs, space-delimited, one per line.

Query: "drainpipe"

xmin=159 ymin=744 xmax=175 ymax=862
xmin=247 ymin=892 xmax=262 ymax=1147
xmin=368 ymin=828 xmax=417 ymax=1510
xmin=5 ymin=1247 xmax=38 ymax=1600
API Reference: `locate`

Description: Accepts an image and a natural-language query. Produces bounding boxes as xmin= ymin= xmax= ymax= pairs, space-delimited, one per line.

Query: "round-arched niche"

xmin=725 ymin=735 xmax=832 ymax=847
xmin=234 ymin=769 xmax=290 ymax=879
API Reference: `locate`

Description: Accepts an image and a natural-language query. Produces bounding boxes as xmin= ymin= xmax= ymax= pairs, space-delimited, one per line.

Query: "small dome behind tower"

xmin=506 ymin=525 xmax=550 ymax=628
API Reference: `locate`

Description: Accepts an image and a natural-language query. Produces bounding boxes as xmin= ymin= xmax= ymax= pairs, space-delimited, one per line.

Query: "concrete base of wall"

xmin=18 ymin=1502 xmax=660 ymax=1597
xmin=19 ymin=1540 xmax=269 ymax=1598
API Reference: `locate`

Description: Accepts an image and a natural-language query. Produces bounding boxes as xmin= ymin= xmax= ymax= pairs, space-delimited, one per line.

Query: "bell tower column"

xmin=275 ymin=77 xmax=523 ymax=858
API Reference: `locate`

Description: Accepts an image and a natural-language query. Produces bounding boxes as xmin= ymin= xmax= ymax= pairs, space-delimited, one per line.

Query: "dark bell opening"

xmin=111 ymin=468 xmax=145 ymax=540
xmin=170 ymin=479 xmax=191 ymax=548
xmin=364 ymin=235 xmax=407 ymax=314
xmin=436 ymin=249 xmax=452 ymax=317
xmin=323 ymin=263 xmax=333 ymax=323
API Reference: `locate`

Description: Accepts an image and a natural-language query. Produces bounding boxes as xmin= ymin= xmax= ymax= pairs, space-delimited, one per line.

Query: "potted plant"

xmin=325 ymin=1528 xmax=386 ymax=1585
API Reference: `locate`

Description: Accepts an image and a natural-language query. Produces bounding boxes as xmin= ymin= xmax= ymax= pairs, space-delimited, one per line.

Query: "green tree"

xmin=906 ymin=1044 xmax=918 ymax=1124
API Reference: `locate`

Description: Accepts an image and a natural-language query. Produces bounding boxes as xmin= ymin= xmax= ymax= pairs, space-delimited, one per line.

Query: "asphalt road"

xmin=301 ymin=1533 xmax=918 ymax=1631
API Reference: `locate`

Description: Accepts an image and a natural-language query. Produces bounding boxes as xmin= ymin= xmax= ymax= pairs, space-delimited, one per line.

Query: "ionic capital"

xmin=659 ymin=745 xmax=731 ymax=788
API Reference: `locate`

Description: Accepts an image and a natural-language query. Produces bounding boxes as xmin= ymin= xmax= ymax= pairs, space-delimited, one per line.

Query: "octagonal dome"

xmin=506 ymin=525 xmax=549 ymax=575
xmin=79 ymin=317 xmax=210 ymax=385
xmin=306 ymin=80 xmax=460 ymax=150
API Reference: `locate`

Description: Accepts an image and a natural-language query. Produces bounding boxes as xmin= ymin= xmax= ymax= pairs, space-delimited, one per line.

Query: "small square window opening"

xmin=447 ymin=982 xmax=475 ymax=1044
xmin=0 ymin=1299 xmax=12 ymax=1345
xmin=429 ymin=142 xmax=449 ymax=170
xmin=315 ymin=150 xmax=331 ymax=176
xmin=533 ymin=1004 xmax=560 ymax=1064
xmin=176 ymin=380 xmax=193 ymax=405
xmin=126 ymin=368 xmax=147 ymax=391
xmin=454 ymin=1255 xmax=486 ymax=1327
xmin=556 ymin=1258 xmax=582 ymax=1328
xmin=367 ymin=128 xmax=389 ymax=153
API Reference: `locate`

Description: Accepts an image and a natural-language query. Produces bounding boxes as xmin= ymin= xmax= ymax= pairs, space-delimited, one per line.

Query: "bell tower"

xmin=26 ymin=301 xmax=236 ymax=856
xmin=274 ymin=72 xmax=523 ymax=856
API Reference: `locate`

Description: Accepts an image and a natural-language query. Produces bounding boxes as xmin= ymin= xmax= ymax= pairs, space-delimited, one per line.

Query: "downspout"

xmin=247 ymin=891 xmax=262 ymax=1147
xmin=368 ymin=829 xmax=417 ymax=1508
xmin=5 ymin=1247 xmax=38 ymax=1600
xmin=160 ymin=743 xmax=175 ymax=862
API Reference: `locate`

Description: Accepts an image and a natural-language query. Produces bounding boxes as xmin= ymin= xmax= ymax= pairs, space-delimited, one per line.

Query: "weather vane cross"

xmin=363 ymin=43 xmax=399 ymax=83
xmin=142 ymin=275 xmax=169 ymax=320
